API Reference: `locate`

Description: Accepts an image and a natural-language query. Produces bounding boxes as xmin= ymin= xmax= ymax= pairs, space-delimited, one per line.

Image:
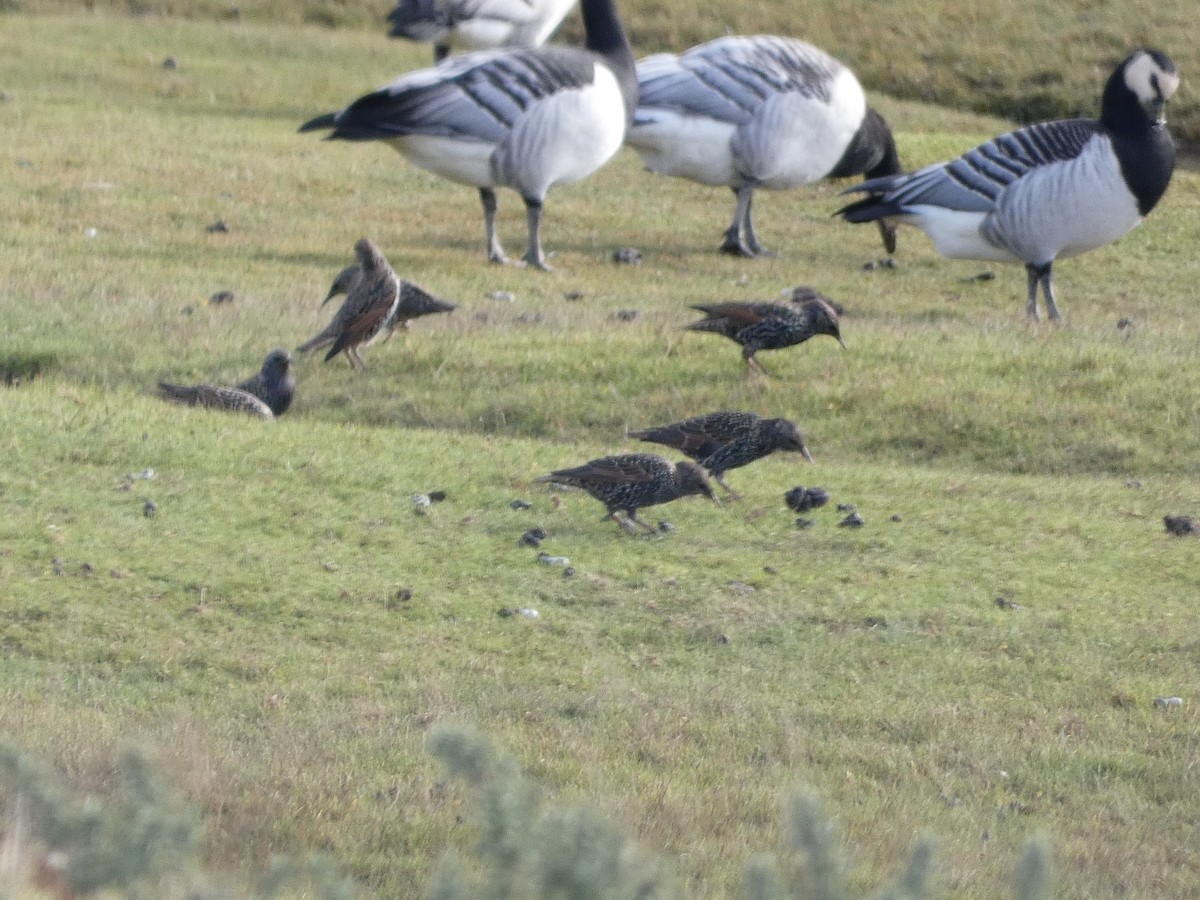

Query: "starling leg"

xmin=715 ymin=473 xmax=742 ymax=501
xmin=479 ymin=188 xmax=508 ymax=265
xmin=626 ymin=511 xmax=662 ymax=534
xmin=522 ymin=196 xmax=552 ymax=271
xmin=742 ymin=346 xmax=772 ymax=377
xmin=606 ymin=512 xmax=638 ymax=534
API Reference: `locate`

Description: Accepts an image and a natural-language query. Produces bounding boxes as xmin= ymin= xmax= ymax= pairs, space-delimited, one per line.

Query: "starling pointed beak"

xmin=800 ymin=446 xmax=814 ymax=465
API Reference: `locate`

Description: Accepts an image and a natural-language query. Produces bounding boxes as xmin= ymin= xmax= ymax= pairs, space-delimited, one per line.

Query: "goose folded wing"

xmin=856 ymin=118 xmax=1102 ymax=213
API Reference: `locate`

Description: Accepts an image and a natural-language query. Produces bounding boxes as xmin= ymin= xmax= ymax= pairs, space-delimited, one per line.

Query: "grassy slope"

xmin=9 ymin=0 xmax=1200 ymax=145
xmin=2 ymin=10 xmax=1200 ymax=899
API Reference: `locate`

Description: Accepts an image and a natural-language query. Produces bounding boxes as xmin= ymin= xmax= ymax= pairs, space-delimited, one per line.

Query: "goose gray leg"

xmin=741 ymin=190 xmax=775 ymax=258
xmin=1025 ymin=262 xmax=1063 ymax=323
xmin=522 ymin=196 xmax=552 ymax=271
xmin=479 ymin=188 xmax=508 ymax=265
xmin=720 ymin=185 xmax=759 ymax=257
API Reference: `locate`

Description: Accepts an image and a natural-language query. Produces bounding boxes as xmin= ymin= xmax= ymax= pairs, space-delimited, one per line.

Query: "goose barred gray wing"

xmin=635 ymin=36 xmax=841 ymax=126
xmin=837 ymin=48 xmax=1179 ymax=322
xmin=311 ymin=47 xmax=599 ymax=144
xmin=628 ymin=35 xmax=900 ymax=258
xmin=301 ymin=0 xmax=636 ymax=271
xmin=851 ymin=119 xmax=1101 ymax=215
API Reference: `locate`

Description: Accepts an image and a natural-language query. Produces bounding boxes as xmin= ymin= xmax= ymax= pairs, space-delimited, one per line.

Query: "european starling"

xmin=297 ymin=238 xmax=401 ymax=370
xmin=630 ymin=411 xmax=812 ymax=499
xmin=535 ymin=453 xmax=717 ymax=534
xmin=156 ymin=382 xmax=275 ymax=419
xmin=235 ymin=348 xmax=295 ymax=417
xmin=321 ymin=263 xmax=456 ymax=337
xmin=686 ymin=291 xmax=844 ymax=375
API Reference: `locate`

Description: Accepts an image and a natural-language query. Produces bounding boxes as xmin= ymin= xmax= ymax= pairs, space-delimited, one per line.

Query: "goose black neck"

xmin=582 ymin=0 xmax=637 ymax=110
xmin=828 ymin=108 xmax=902 ymax=180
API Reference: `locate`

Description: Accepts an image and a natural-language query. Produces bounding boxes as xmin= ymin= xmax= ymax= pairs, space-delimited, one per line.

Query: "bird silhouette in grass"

xmin=535 ymin=453 xmax=718 ymax=534
xmin=321 ymin=263 xmax=457 ymax=338
xmin=157 ymin=349 xmax=294 ymax=420
xmin=686 ymin=289 xmax=844 ymax=375
xmin=630 ymin=411 xmax=812 ymax=499
xmin=298 ymin=238 xmax=401 ymax=370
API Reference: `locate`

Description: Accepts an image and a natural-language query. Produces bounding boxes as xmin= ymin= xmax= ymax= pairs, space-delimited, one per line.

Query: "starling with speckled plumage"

xmin=630 ymin=411 xmax=812 ymax=499
xmin=535 ymin=453 xmax=717 ymax=534
xmin=321 ymin=263 xmax=456 ymax=337
xmin=298 ymin=238 xmax=401 ymax=369
xmin=156 ymin=382 xmax=275 ymax=419
xmin=235 ymin=348 xmax=295 ymax=416
xmin=686 ymin=290 xmax=844 ymax=375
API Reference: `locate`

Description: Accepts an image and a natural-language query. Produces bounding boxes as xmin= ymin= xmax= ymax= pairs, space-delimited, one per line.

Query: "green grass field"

xmin=2 ymin=6 xmax=1200 ymax=898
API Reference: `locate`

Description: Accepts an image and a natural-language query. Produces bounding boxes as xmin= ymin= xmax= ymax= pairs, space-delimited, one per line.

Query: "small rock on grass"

xmin=1164 ymin=515 xmax=1198 ymax=536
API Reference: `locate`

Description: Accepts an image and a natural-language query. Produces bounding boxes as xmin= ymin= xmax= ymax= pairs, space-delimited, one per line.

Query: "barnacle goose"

xmin=838 ymin=49 xmax=1179 ymax=321
xmin=387 ymin=0 xmax=577 ymax=62
xmin=626 ymin=35 xmax=901 ymax=257
xmin=301 ymin=0 xmax=636 ymax=271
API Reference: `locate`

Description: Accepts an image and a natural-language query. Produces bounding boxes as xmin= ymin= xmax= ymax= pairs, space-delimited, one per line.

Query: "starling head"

xmin=764 ymin=418 xmax=813 ymax=463
xmin=675 ymin=460 xmax=718 ymax=504
xmin=803 ymin=297 xmax=845 ymax=347
xmin=323 ymin=265 xmax=360 ymax=306
xmin=262 ymin=348 xmax=292 ymax=380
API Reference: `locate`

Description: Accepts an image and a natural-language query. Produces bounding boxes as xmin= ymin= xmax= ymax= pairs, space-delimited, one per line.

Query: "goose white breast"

xmin=838 ymin=48 xmax=1179 ymax=321
xmin=301 ymin=0 xmax=637 ymax=271
xmin=627 ymin=35 xmax=901 ymax=257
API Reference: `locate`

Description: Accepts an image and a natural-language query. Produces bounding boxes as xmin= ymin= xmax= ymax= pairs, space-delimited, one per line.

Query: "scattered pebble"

xmin=657 ymin=520 xmax=676 ymax=533
xmin=763 ymin=565 xmax=777 ymax=575
xmin=143 ymin=499 xmax=157 ymax=518
xmin=615 ymin=309 xmax=639 ymax=322
xmin=1117 ymin=317 xmax=1135 ymax=333
xmin=395 ymin=587 xmax=413 ymax=602
xmin=785 ymin=485 xmax=829 ymax=513
xmin=518 ymin=528 xmax=546 ymax=548
xmin=836 ymin=502 xmax=856 ymax=513
xmin=52 ymin=558 xmax=64 ymax=576
xmin=0 ymin=91 xmax=12 ymax=103
xmin=612 ymin=247 xmax=642 ymax=265
xmin=427 ymin=490 xmax=447 ymax=503
xmin=497 ymin=607 xmax=539 ymax=619
xmin=412 ymin=494 xmax=433 ymax=514
xmin=80 ymin=562 xmax=95 ymax=576
xmin=890 ymin=513 xmax=903 ymax=522
xmin=1164 ymin=515 xmax=1198 ymax=536
xmin=205 ymin=219 xmax=229 ymax=233
xmin=794 ymin=517 xmax=815 ymax=529
xmin=1125 ymin=479 xmax=1142 ymax=489
xmin=838 ymin=512 xmax=865 ymax=528
xmin=861 ymin=257 xmax=896 ymax=271
xmin=562 ymin=566 xmax=576 ymax=578
xmin=1153 ymin=696 xmax=1183 ymax=709
xmin=209 ymin=290 xmax=235 ymax=305
xmin=162 ymin=56 xmax=179 ymax=69
xmin=488 ymin=290 xmax=515 ymax=303
xmin=322 ymin=561 xmax=339 ymax=572
xmin=537 ymin=553 xmax=569 ymax=567
xmin=509 ymin=499 xmax=533 ymax=510
xmin=84 ymin=227 xmax=98 ymax=239
xmin=960 ymin=271 xmax=995 ymax=282
xmin=716 ymin=633 xmax=731 ymax=645
xmin=995 ymin=596 xmax=1023 ymax=610
xmin=563 ymin=290 xmax=584 ymax=301
xmin=127 ymin=468 xmax=155 ymax=481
